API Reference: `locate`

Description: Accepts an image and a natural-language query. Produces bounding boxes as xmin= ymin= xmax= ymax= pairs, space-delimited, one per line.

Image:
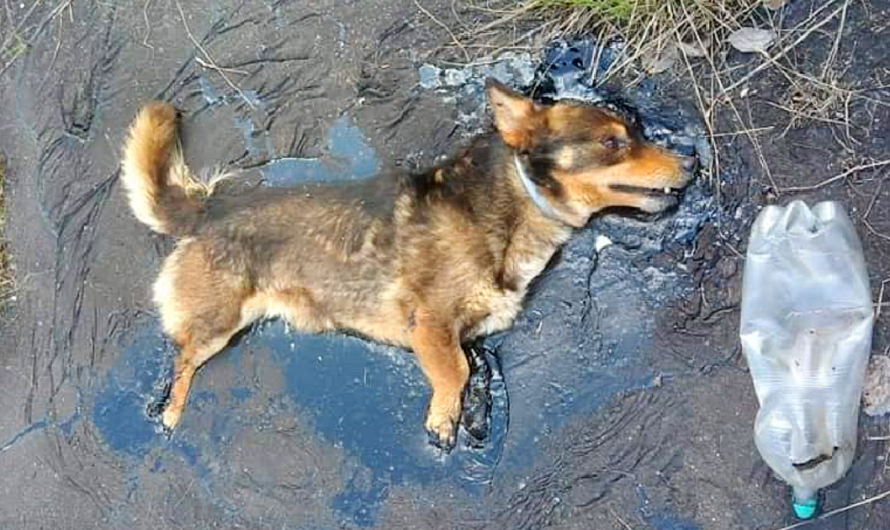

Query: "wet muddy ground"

xmin=1 ymin=1 xmax=889 ymax=529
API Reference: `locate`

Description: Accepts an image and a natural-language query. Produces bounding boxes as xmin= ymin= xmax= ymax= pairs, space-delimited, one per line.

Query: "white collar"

xmin=512 ymin=152 xmax=568 ymax=224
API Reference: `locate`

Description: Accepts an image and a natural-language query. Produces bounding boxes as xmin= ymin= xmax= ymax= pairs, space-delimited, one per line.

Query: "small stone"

xmin=641 ymin=43 xmax=679 ymax=74
xmin=418 ymin=64 xmax=442 ymax=89
xmin=863 ymin=355 xmax=890 ymax=416
xmin=716 ymin=256 xmax=738 ymax=279
xmin=678 ymin=39 xmax=710 ymax=59
xmin=443 ymin=68 xmax=468 ymax=87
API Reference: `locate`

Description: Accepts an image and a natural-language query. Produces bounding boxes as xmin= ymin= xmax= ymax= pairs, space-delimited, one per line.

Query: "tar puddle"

xmin=91 ymin=39 xmax=716 ymax=527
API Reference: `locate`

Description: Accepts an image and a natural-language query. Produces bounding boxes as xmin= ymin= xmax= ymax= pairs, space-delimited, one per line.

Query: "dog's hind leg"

xmin=162 ymin=335 xmax=234 ymax=429
xmin=153 ymin=239 xmax=254 ymax=429
xmin=410 ymin=309 xmax=470 ymax=450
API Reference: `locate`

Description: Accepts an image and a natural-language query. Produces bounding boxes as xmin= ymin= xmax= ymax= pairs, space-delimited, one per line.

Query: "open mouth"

xmin=610 ymin=184 xmax=682 ymax=200
xmin=609 ymin=183 xmax=685 ymax=214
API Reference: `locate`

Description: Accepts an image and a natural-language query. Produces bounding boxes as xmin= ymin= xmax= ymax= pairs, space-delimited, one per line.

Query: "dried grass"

xmin=0 ymin=156 xmax=10 ymax=301
xmin=454 ymin=0 xmax=755 ymax=79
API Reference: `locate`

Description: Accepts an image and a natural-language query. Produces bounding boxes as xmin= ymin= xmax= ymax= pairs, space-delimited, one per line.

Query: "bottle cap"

xmin=792 ymin=496 xmax=818 ymax=519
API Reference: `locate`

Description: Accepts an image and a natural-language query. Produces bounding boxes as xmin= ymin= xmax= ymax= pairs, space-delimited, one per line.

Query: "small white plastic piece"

xmin=594 ymin=235 xmax=612 ymax=252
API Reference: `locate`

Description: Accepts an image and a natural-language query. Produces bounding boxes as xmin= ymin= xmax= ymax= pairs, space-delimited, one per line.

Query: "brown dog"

xmin=120 ymin=80 xmax=695 ymax=448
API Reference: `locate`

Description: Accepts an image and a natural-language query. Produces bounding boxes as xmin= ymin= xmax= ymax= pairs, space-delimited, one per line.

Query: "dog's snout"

xmin=681 ymin=155 xmax=697 ymax=172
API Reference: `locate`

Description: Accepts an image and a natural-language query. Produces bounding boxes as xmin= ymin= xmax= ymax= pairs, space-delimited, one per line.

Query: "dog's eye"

xmin=601 ymin=136 xmax=624 ymax=150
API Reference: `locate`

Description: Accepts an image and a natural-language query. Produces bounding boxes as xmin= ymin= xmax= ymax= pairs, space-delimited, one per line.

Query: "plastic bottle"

xmin=739 ymin=201 xmax=874 ymax=519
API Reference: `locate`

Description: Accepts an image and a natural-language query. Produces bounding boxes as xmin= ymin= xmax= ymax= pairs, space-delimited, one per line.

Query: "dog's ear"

xmin=486 ymin=79 xmax=542 ymax=150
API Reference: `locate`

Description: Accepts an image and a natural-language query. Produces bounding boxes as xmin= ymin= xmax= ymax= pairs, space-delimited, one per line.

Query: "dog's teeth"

xmin=663 ymin=187 xmax=671 ymax=194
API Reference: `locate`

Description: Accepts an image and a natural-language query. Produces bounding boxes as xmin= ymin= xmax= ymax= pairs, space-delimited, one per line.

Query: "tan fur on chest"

xmin=467 ymin=219 xmax=571 ymax=338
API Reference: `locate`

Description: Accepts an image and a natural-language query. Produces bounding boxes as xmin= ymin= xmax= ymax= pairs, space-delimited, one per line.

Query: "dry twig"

xmin=173 ymin=0 xmax=255 ymax=109
xmin=414 ymin=0 xmax=470 ymax=62
xmin=876 ymin=278 xmax=890 ymax=321
xmin=142 ymin=0 xmax=155 ymax=50
xmin=779 ymin=159 xmax=890 ymax=192
xmin=194 ymin=56 xmax=249 ymax=76
xmin=610 ymin=509 xmax=637 ymax=530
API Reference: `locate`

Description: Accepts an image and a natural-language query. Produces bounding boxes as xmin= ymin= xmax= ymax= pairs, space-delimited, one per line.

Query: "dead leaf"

xmin=678 ymin=38 xmax=710 ymax=59
xmin=641 ymin=43 xmax=678 ymax=74
xmin=728 ymin=27 xmax=776 ymax=53
xmin=763 ymin=0 xmax=788 ymax=10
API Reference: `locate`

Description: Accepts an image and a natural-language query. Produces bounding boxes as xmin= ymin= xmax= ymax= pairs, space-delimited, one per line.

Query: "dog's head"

xmin=486 ymin=79 xmax=696 ymax=227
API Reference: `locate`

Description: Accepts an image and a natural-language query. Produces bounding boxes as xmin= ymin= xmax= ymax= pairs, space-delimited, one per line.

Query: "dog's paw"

xmin=425 ymin=395 xmax=461 ymax=451
xmin=425 ymin=414 xmax=457 ymax=451
xmin=161 ymin=405 xmax=182 ymax=430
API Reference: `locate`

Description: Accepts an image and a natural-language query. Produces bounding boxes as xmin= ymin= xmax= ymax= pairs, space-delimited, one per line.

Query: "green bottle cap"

xmin=792 ymin=496 xmax=818 ymax=519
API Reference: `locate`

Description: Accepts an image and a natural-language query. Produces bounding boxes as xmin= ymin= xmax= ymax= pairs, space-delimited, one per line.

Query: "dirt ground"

xmin=0 ymin=1 xmax=889 ymax=529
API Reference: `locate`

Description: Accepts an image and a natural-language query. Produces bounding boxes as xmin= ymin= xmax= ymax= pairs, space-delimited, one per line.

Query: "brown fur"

xmin=120 ymin=80 xmax=695 ymax=448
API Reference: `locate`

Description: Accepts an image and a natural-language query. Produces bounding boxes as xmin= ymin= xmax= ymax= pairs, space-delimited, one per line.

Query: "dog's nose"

xmin=681 ymin=155 xmax=697 ymax=172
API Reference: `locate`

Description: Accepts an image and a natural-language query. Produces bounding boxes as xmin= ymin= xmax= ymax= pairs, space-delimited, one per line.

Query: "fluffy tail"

xmin=120 ymin=102 xmax=225 ymax=236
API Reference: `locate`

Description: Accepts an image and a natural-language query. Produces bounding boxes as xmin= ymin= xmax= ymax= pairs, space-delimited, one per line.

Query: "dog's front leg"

xmin=411 ymin=311 xmax=470 ymax=450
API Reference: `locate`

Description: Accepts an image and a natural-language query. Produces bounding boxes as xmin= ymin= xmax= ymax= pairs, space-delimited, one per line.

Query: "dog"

xmin=120 ymin=79 xmax=695 ymax=449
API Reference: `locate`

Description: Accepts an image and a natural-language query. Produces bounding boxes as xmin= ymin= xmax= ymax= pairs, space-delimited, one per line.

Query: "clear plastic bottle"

xmin=739 ymin=201 xmax=874 ymax=519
